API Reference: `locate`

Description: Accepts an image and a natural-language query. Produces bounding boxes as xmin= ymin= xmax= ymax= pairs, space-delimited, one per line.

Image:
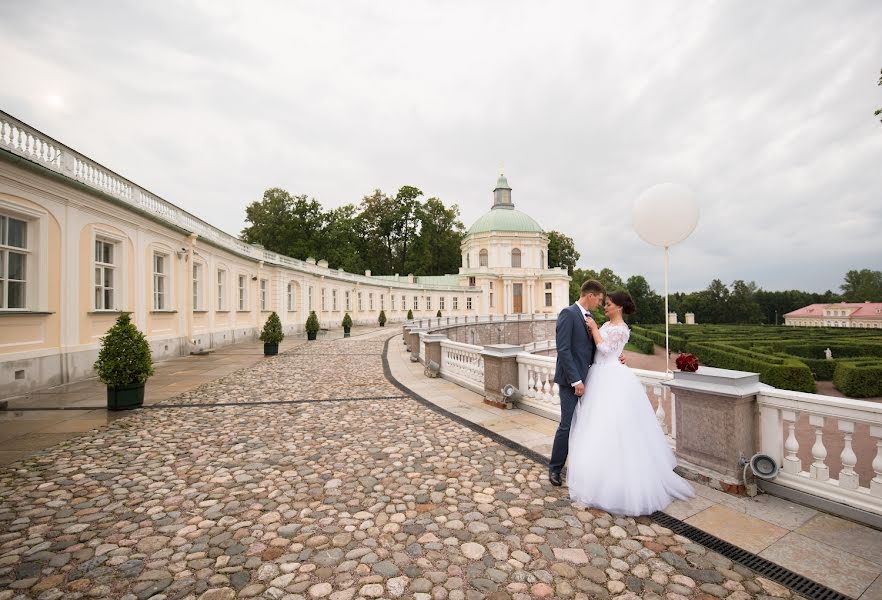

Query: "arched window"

xmin=479 ymin=249 xmax=488 ymax=267
xmin=511 ymin=248 xmax=521 ymax=268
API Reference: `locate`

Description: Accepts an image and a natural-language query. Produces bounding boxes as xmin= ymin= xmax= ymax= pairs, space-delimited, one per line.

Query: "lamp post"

xmin=632 ymin=183 xmax=700 ymax=372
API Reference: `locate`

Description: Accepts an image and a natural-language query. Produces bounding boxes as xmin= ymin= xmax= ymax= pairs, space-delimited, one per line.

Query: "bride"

xmin=566 ymin=290 xmax=694 ymax=515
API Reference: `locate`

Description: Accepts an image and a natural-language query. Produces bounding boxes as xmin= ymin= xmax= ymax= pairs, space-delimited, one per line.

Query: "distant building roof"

xmin=785 ymin=302 xmax=882 ymax=319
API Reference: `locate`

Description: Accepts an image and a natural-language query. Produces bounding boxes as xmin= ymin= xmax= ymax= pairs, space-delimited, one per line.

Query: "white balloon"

xmin=632 ymin=183 xmax=699 ymax=247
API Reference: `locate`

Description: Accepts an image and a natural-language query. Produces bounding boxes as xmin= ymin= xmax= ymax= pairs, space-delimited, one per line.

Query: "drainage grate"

xmin=651 ymin=511 xmax=852 ymax=600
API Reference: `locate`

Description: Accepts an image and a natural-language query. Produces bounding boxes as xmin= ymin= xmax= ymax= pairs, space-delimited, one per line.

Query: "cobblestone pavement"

xmin=0 ymin=334 xmax=799 ymax=599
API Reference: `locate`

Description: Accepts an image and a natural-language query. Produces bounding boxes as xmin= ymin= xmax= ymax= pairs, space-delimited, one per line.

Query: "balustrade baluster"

xmin=782 ymin=410 xmax=801 ymax=474
xmin=542 ymin=368 xmax=552 ymax=404
xmin=871 ymin=426 xmax=882 ymax=497
xmin=653 ymin=385 xmax=666 ymax=434
xmin=837 ymin=420 xmax=859 ymax=490
xmin=526 ymin=369 xmax=536 ymax=398
xmin=551 ymin=382 xmax=559 ymax=405
xmin=809 ymin=415 xmax=829 ymax=481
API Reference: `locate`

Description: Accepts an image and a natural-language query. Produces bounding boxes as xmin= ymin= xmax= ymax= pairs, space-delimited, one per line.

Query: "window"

xmin=321 ymin=288 xmax=326 ymax=311
xmin=94 ymin=239 xmax=116 ymax=311
xmin=511 ymin=248 xmax=521 ymax=268
xmin=345 ymin=291 xmax=351 ymax=311
xmin=426 ymin=296 xmax=431 ymax=311
xmin=238 ymin=275 xmax=247 ymax=310
xmin=391 ymin=295 xmax=395 ymax=310
xmin=466 ymin=296 xmax=472 ymax=310
xmin=332 ymin=289 xmax=338 ymax=311
xmin=439 ymin=296 xmax=445 ymax=310
xmin=308 ymin=286 xmax=313 ymax=311
xmin=153 ymin=252 xmax=168 ymax=310
xmin=369 ymin=293 xmax=374 ymax=310
xmin=469 ymin=277 xmax=476 ymax=287
xmin=287 ymin=282 xmax=296 ymax=311
xmin=453 ymin=297 xmax=459 ymax=310
xmin=380 ymin=294 xmax=385 ymax=310
xmin=545 ymin=282 xmax=553 ymax=307
xmin=401 ymin=295 xmax=406 ymax=310
xmin=479 ymin=249 xmax=488 ymax=267
xmin=192 ymin=263 xmax=204 ymax=310
xmin=489 ymin=282 xmax=494 ymax=308
xmin=217 ymin=269 xmax=226 ymax=310
xmin=413 ymin=296 xmax=419 ymax=311
xmin=545 ymin=282 xmax=552 ymax=290
xmin=0 ymin=215 xmax=28 ymax=309
xmin=358 ymin=292 xmax=363 ymax=311
xmin=260 ymin=278 xmax=268 ymax=311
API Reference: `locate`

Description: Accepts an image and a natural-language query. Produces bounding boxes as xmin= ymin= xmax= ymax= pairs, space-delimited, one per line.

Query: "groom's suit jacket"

xmin=553 ymin=303 xmax=597 ymax=388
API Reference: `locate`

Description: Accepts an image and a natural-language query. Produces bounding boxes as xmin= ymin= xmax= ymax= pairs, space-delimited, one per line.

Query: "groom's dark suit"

xmin=549 ymin=302 xmax=597 ymax=476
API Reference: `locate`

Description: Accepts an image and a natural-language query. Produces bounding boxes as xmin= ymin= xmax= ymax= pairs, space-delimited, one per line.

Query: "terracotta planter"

xmin=107 ymin=382 xmax=145 ymax=411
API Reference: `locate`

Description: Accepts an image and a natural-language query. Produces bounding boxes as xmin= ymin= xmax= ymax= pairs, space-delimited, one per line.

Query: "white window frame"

xmin=401 ymin=295 xmax=406 ymax=310
xmin=466 ymin=296 xmax=472 ymax=310
xmin=413 ymin=296 xmax=419 ymax=311
xmin=238 ymin=274 xmax=248 ymax=311
xmin=511 ymin=248 xmax=521 ymax=268
xmin=380 ymin=294 xmax=384 ymax=310
xmin=260 ymin=278 xmax=269 ymax=311
xmin=453 ymin=296 xmax=458 ymax=310
xmin=217 ymin=268 xmax=227 ymax=311
xmin=345 ymin=290 xmax=351 ymax=311
xmin=369 ymin=292 xmax=374 ymax=311
xmin=479 ymin=249 xmax=488 ymax=267
xmin=92 ymin=233 xmax=123 ymax=312
xmin=391 ymin=295 xmax=395 ymax=310
xmin=192 ymin=261 xmax=205 ymax=311
xmin=152 ymin=251 xmax=171 ymax=311
xmin=427 ymin=296 xmax=432 ymax=311
xmin=358 ymin=292 xmax=363 ymax=311
xmin=308 ymin=286 xmax=314 ymax=311
xmin=287 ymin=281 xmax=297 ymax=312
xmin=439 ymin=296 xmax=445 ymax=310
xmin=332 ymin=288 xmax=338 ymax=311
xmin=321 ymin=287 xmax=326 ymax=311
xmin=0 ymin=201 xmax=48 ymax=312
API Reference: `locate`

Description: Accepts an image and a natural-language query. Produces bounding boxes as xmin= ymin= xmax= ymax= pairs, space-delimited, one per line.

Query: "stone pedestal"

xmin=481 ymin=344 xmax=524 ymax=409
xmin=404 ymin=327 xmax=426 ymax=355
xmin=664 ymin=367 xmax=768 ymax=490
xmin=421 ymin=334 xmax=447 ymax=376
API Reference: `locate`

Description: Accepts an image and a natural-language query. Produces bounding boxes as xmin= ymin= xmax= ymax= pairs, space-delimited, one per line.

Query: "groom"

xmin=549 ymin=279 xmax=606 ymax=486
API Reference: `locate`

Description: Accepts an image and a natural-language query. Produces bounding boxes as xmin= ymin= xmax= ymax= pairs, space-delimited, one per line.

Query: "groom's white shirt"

xmin=571 ymin=301 xmax=591 ymax=389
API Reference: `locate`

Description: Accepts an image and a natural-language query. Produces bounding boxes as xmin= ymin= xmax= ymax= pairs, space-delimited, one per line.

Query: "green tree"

xmin=840 ymin=269 xmax=882 ymax=302
xmin=241 ymin=189 xmax=326 ymax=261
xmin=547 ymin=231 xmax=580 ymax=274
xmin=322 ymin=204 xmax=367 ymax=272
xmin=625 ymin=275 xmax=664 ymax=324
xmin=394 ymin=185 xmax=424 ymax=274
xmin=728 ymin=280 xmax=764 ymax=324
xmin=407 ymin=197 xmax=466 ymax=275
xmin=358 ymin=190 xmax=400 ymax=274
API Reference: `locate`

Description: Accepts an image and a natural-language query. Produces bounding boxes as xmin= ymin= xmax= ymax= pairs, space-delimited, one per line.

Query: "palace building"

xmin=784 ymin=302 xmax=882 ymax=328
xmin=0 ymin=111 xmax=569 ymax=396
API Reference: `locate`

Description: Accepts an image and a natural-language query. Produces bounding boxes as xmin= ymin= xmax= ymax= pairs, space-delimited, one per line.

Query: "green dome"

xmin=467 ymin=207 xmax=544 ymax=235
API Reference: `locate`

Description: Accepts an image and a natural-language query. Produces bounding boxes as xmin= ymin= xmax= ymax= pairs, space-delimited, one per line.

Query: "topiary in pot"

xmin=342 ymin=313 xmax=353 ymax=337
xmin=260 ymin=311 xmax=284 ymax=355
xmin=436 ymin=310 xmax=442 ymax=318
xmin=378 ymin=310 xmax=387 ymax=327
xmin=407 ymin=309 xmax=414 ymax=320
xmin=94 ymin=313 xmax=154 ymax=410
xmin=305 ymin=310 xmax=320 ymax=341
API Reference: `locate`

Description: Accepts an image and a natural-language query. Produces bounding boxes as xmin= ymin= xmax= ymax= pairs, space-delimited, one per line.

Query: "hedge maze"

xmin=630 ymin=324 xmax=882 ymax=397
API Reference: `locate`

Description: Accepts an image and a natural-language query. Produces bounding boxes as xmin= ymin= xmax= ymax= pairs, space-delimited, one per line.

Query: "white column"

xmin=809 ymin=415 xmax=829 ymax=481
xmin=838 ymin=420 xmax=859 ymax=490
xmin=782 ymin=410 xmax=801 ymax=474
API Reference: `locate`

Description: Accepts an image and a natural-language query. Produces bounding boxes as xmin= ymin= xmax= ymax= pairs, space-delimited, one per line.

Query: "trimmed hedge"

xmin=833 ymin=362 xmax=882 ymax=398
xmin=631 ymin=326 xmax=686 ymax=352
xmin=627 ymin=331 xmax=655 ymax=355
xmin=688 ymin=342 xmax=816 ymax=392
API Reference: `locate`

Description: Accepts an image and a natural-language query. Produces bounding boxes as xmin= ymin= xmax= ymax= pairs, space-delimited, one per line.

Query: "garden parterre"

xmin=632 ymin=324 xmax=882 ymax=396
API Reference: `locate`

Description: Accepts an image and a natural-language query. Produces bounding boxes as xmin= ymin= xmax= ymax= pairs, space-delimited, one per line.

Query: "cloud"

xmin=1 ymin=0 xmax=880 ymax=293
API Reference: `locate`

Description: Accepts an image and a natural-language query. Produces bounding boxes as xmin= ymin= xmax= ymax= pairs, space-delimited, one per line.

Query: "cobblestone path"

xmin=0 ymin=335 xmax=797 ymax=600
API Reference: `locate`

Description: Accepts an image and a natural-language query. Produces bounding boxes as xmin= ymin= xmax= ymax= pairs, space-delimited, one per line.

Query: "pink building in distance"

xmin=784 ymin=302 xmax=882 ymax=328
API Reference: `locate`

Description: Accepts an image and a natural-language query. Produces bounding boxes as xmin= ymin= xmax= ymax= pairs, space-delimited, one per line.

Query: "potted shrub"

xmin=342 ymin=313 xmax=353 ymax=337
xmin=94 ymin=313 xmax=154 ymax=410
xmin=378 ymin=310 xmax=387 ymax=327
xmin=305 ymin=310 xmax=320 ymax=341
xmin=436 ymin=310 xmax=442 ymax=318
xmin=407 ymin=309 xmax=414 ymax=320
xmin=260 ymin=311 xmax=284 ymax=355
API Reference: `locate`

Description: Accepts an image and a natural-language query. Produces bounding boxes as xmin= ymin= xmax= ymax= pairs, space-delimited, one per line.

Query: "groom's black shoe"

xmin=549 ymin=471 xmax=562 ymax=487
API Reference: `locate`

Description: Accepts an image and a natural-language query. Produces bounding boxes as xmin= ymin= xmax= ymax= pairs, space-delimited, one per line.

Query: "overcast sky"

xmin=2 ymin=1 xmax=881 ymax=293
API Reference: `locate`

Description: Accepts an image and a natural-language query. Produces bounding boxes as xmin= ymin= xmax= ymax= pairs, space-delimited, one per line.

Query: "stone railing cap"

xmin=481 ymin=344 xmax=525 ymax=358
xmin=663 ymin=367 xmax=769 ymax=398
xmin=420 ymin=333 xmax=449 ymax=342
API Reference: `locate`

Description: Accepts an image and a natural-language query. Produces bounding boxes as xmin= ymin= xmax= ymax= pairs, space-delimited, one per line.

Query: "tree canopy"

xmin=546 ymin=230 xmax=580 ymax=274
xmin=241 ymin=186 xmax=466 ymax=276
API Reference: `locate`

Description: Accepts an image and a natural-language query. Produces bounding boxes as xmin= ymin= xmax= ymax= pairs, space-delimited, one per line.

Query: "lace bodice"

xmin=594 ymin=323 xmax=630 ymax=365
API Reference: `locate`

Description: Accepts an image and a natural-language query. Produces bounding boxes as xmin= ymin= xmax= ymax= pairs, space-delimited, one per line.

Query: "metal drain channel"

xmin=650 ymin=511 xmax=852 ymax=600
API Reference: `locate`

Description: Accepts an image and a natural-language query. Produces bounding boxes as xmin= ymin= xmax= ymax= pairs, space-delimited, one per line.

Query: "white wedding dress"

xmin=566 ymin=322 xmax=695 ymax=515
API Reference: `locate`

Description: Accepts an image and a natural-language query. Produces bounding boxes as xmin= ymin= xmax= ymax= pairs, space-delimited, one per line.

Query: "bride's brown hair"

xmin=608 ymin=290 xmax=636 ymax=315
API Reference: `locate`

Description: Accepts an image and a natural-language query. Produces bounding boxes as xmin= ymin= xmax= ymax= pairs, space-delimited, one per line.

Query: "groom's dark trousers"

xmin=549 ymin=303 xmax=596 ymax=475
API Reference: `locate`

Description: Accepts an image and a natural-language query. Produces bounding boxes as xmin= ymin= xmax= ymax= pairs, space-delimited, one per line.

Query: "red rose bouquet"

xmin=676 ymin=353 xmax=699 ymax=372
